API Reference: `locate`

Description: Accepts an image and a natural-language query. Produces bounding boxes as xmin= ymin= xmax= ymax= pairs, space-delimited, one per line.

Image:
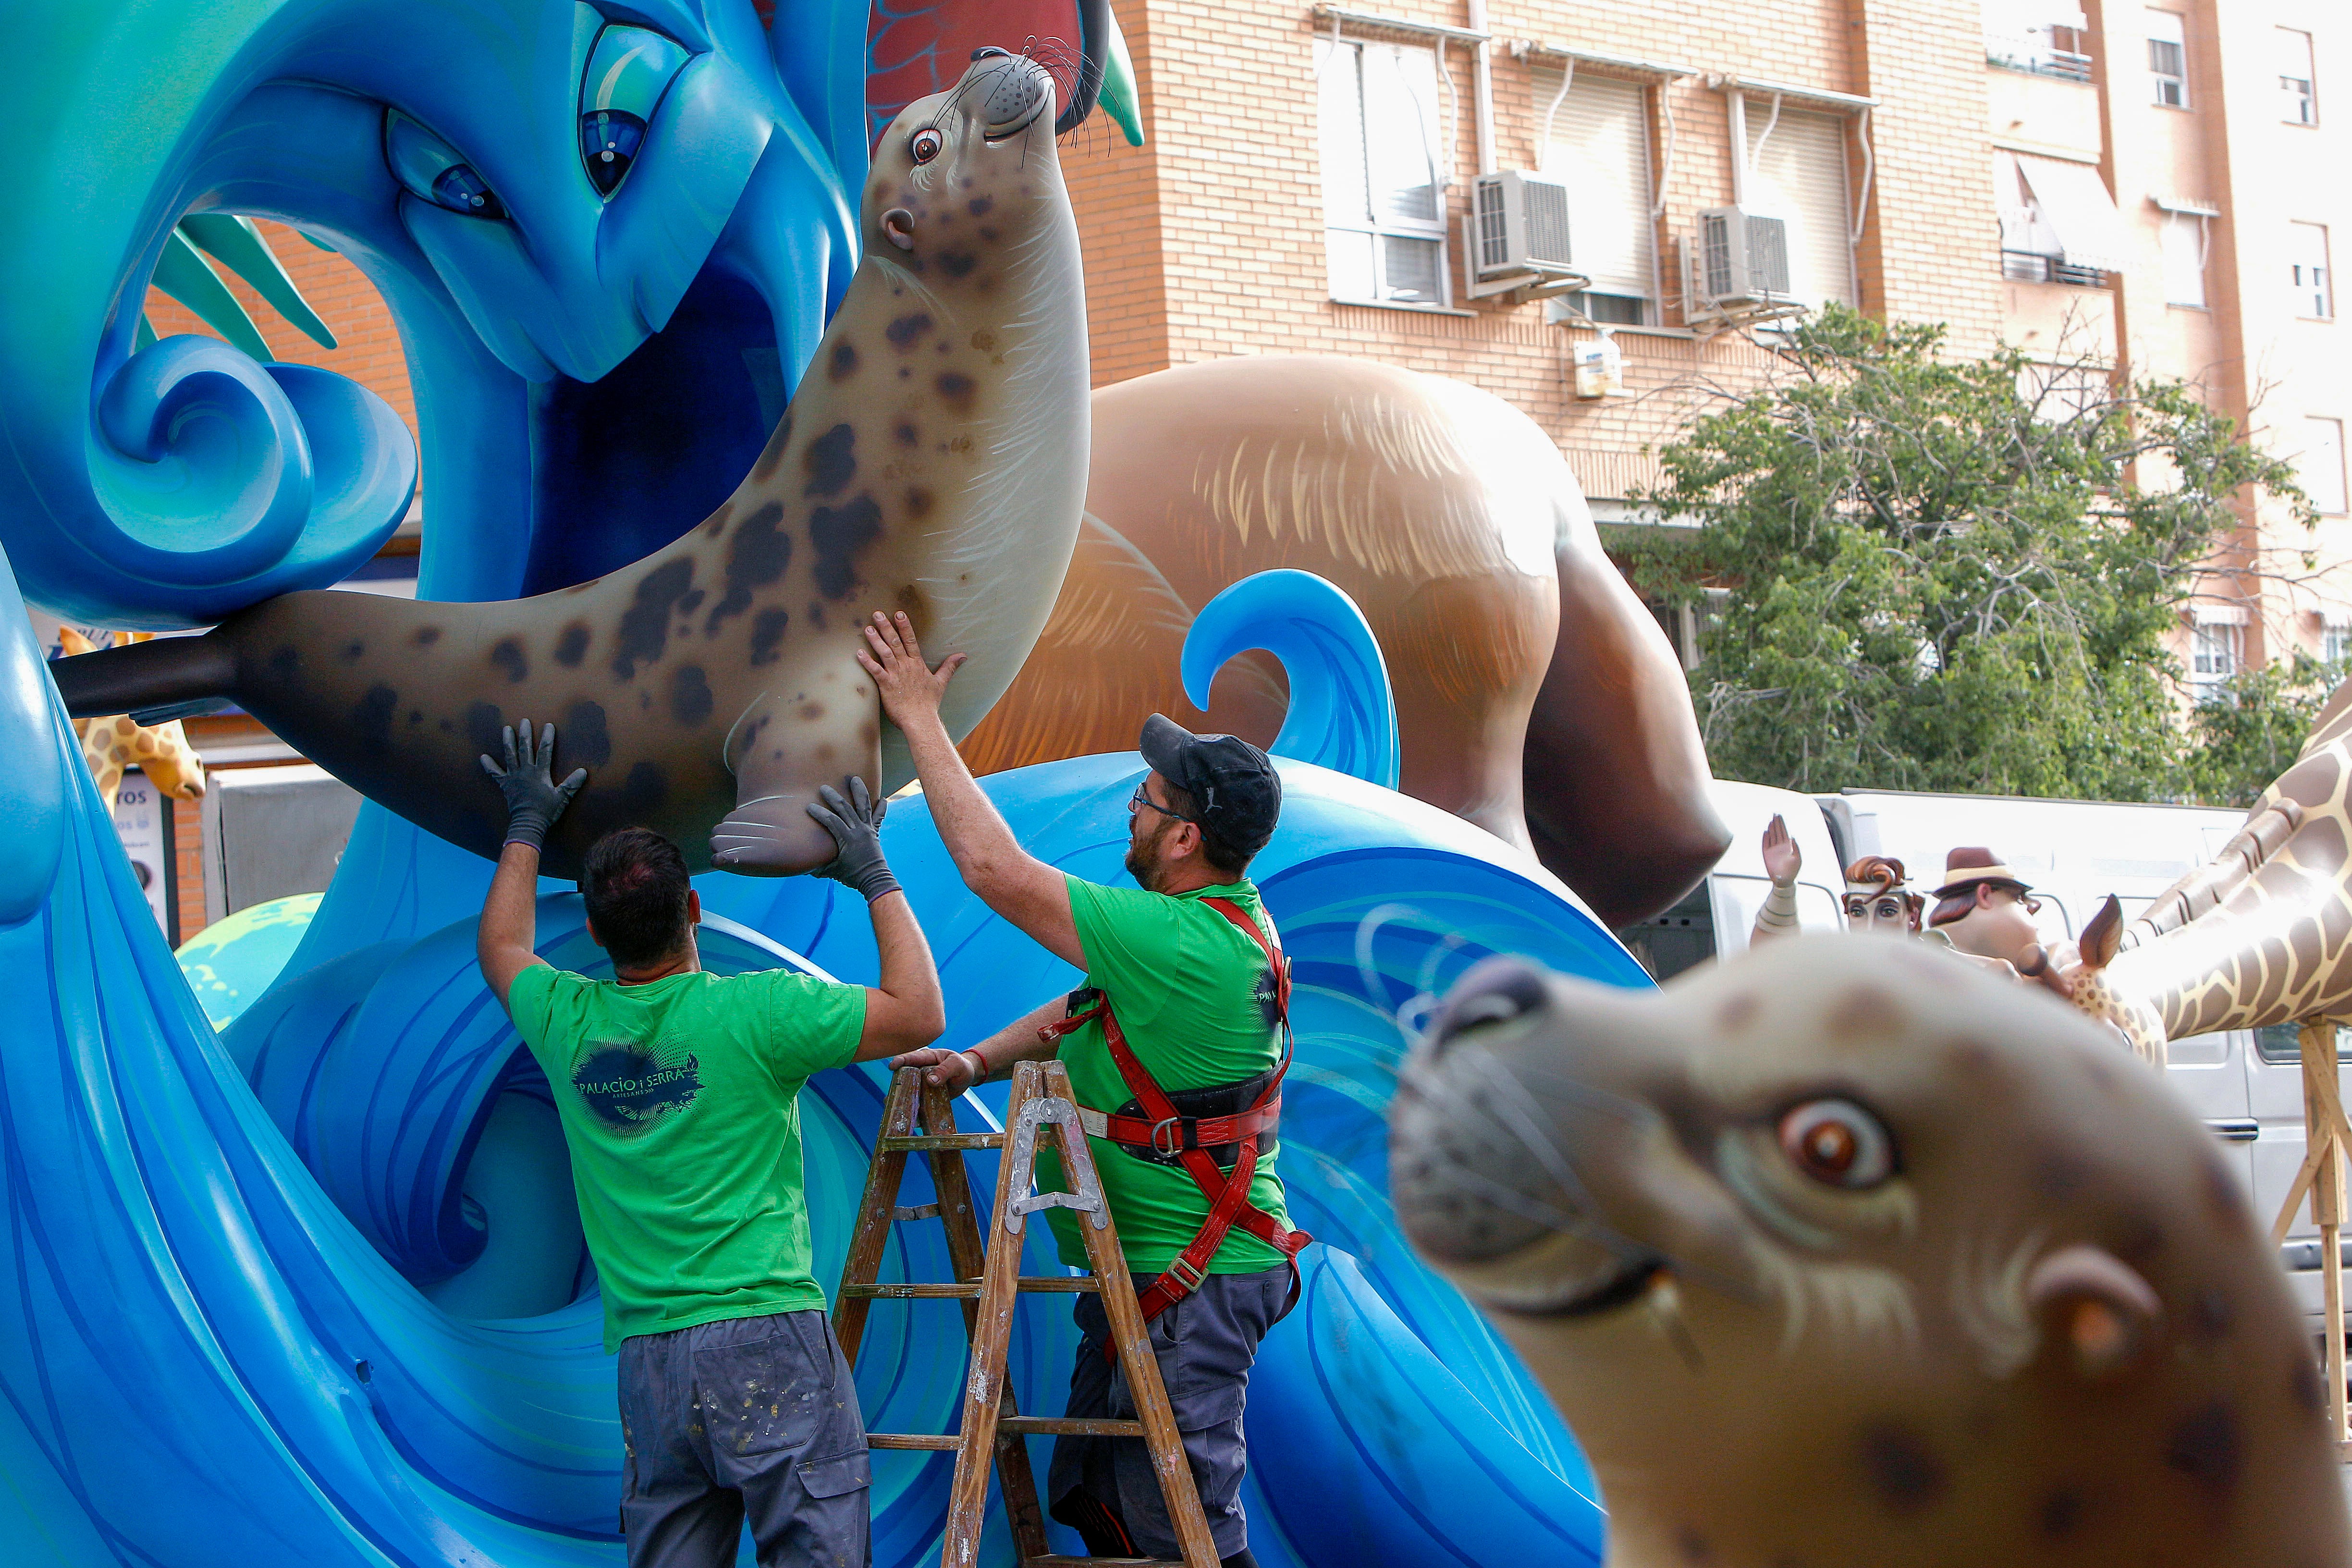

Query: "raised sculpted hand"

xmin=1760 ymin=813 xmax=1801 ymax=888
xmin=806 ymin=777 xmax=903 ymax=903
xmin=856 ymin=610 xmax=965 ymax=732
xmin=480 ymin=718 xmax=588 ymax=850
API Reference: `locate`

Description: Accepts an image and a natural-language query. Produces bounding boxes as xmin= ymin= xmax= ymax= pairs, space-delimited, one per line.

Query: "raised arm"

xmin=476 ymin=719 xmax=587 ymax=1009
xmin=1750 ymin=813 xmax=1803 ymax=946
xmin=805 ymin=776 xmax=946 ymax=1059
xmin=856 ymin=611 xmax=1084 ymax=968
xmin=890 ymin=994 xmax=1071 ymax=1090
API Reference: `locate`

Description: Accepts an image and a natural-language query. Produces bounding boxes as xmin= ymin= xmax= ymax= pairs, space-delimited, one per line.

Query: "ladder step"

xmin=1027 ymin=1556 xmax=1185 ymax=1566
xmin=868 ymin=1417 xmax=1144 ymax=1450
xmin=890 ymin=1202 xmax=941 ymax=1221
xmin=998 ymin=1416 xmax=1146 ymax=1437
xmin=840 ymin=1278 xmax=1103 ymax=1299
xmin=879 ymin=1132 xmax=1005 ymax=1151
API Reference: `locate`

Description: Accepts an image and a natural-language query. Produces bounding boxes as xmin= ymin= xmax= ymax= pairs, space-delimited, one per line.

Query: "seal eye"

xmin=1779 ymin=1099 xmax=1893 ymax=1188
xmin=910 ymin=127 xmax=944 ymax=164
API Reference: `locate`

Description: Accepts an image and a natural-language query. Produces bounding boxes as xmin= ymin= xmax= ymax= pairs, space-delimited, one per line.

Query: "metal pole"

xmin=1464 ymin=0 xmax=1496 ymax=175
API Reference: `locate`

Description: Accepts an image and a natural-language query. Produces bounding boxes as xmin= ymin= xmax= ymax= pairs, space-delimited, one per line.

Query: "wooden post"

xmin=2272 ymin=1018 xmax=2352 ymax=1452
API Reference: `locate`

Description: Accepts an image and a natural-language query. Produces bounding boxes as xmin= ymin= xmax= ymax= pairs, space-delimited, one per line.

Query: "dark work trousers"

xmin=1046 ymin=1265 xmax=1292 ymax=1562
xmin=617 ymin=1309 xmax=871 ymax=1568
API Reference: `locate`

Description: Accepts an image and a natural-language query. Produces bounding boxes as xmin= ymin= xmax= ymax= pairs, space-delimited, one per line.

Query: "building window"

xmin=2280 ymin=28 xmax=2318 ymax=125
xmin=2190 ymin=620 xmax=2241 ymax=695
xmin=1533 ymin=69 xmax=1655 ymax=328
xmin=1742 ymin=100 xmax=1855 ymax=310
xmin=2325 ymin=617 xmax=2352 ymax=667
xmin=2301 ymin=417 xmax=2349 ymax=515
xmin=2147 ymin=11 xmax=2189 ymax=108
xmin=1997 ymin=152 xmax=2126 ymax=287
xmin=2161 ymin=209 xmax=2208 ymax=307
xmin=2292 ymin=222 xmax=2334 ymax=318
xmin=1317 ymin=37 xmax=1449 ymax=309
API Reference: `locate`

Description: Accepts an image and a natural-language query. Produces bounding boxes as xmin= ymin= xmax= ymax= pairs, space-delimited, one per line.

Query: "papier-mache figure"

xmin=1923 ymin=845 xmax=2076 ymax=993
xmin=1840 ymin=854 xmax=1922 ymax=934
xmin=1750 ymin=815 xmax=1924 ymax=944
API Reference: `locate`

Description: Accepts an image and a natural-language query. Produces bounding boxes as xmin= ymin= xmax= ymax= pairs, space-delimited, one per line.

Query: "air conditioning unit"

xmin=1690 ymin=206 xmax=1794 ymax=315
xmin=1463 ymin=171 xmax=1587 ymax=300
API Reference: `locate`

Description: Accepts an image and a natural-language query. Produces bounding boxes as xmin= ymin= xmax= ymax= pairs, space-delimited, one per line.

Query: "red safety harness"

xmin=1039 ymin=896 xmax=1313 ymax=1326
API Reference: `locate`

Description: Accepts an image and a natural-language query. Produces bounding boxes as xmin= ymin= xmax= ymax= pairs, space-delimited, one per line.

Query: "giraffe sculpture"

xmin=2065 ymin=677 xmax=2352 ymax=1067
xmin=53 ymin=626 xmax=207 ymax=811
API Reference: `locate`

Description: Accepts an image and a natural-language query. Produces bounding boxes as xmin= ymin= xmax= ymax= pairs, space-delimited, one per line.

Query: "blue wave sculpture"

xmin=3 ymin=0 xmax=1633 ymax=1558
xmin=3 ymin=551 xmax=1637 ymax=1565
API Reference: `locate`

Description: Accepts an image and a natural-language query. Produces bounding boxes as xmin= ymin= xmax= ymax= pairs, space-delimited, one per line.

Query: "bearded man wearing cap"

xmin=854 ymin=610 xmax=1303 ymax=1568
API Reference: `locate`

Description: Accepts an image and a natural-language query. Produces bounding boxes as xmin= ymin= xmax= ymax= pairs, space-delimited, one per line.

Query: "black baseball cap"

xmin=1139 ymin=713 xmax=1282 ymax=858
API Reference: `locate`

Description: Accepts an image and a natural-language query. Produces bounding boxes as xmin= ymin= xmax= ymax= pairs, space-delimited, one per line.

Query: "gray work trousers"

xmin=1046 ymin=1265 xmax=1292 ymax=1561
xmin=617 ymin=1309 xmax=871 ymax=1568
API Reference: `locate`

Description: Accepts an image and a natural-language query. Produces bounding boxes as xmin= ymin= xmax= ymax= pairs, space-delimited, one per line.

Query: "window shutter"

xmin=1534 ymin=70 xmax=1654 ymax=303
xmin=1316 ymin=39 xmax=1372 ymax=228
xmin=1743 ymin=103 xmax=1853 ymax=309
xmin=2160 ymin=211 xmax=2206 ymax=307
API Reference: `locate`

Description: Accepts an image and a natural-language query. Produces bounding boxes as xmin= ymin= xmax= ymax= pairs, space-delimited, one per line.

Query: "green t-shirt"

xmin=505 ymin=964 xmax=866 ymax=1351
xmin=1039 ymin=874 xmax=1293 ymax=1276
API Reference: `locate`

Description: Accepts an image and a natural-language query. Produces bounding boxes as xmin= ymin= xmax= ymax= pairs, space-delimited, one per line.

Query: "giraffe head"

xmin=2059 ymin=895 xmax=2167 ymax=1065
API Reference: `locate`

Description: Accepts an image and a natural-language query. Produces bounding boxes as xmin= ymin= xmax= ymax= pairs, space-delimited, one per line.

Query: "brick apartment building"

xmin=1059 ymin=0 xmax=2352 ymax=678
xmin=122 ymin=0 xmax=2350 ymax=945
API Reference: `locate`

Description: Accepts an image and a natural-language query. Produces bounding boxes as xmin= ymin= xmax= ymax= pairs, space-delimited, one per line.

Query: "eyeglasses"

xmin=1129 ymin=780 xmax=1194 ymax=824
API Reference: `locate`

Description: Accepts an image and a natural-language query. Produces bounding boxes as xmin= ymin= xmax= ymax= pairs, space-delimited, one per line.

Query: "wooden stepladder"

xmin=2272 ymin=1017 xmax=2352 ymax=1454
xmin=834 ymin=1061 xmax=1220 ymax=1568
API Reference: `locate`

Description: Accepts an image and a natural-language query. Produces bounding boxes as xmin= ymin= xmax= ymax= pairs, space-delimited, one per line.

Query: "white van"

xmin=1823 ymin=788 xmax=2341 ymax=1330
xmin=1619 ymin=784 xmax=2344 ymax=1330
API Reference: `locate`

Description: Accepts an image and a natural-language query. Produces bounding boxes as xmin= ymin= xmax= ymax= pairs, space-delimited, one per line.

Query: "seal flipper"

xmin=49 ymin=631 xmax=240 ymax=721
xmin=710 ymin=685 xmax=883 ymax=875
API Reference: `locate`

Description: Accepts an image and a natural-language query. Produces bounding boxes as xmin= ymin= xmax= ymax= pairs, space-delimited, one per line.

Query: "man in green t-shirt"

xmin=472 ymin=718 xmax=945 ymax=1568
xmin=853 ymin=611 xmax=1303 ymax=1568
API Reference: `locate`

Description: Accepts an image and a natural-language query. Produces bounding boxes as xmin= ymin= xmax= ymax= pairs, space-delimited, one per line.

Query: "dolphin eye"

xmin=384 ymin=111 xmax=507 ymax=219
xmin=578 ymin=24 xmax=690 ymax=197
xmin=910 ymin=127 xmax=944 ymax=163
xmin=1778 ymin=1099 xmax=1894 ymax=1188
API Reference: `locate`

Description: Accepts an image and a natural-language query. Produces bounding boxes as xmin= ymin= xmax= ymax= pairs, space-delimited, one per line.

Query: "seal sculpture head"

xmin=1390 ymin=936 xmax=2350 ymax=1567
xmin=50 ymin=49 xmax=1090 ymax=878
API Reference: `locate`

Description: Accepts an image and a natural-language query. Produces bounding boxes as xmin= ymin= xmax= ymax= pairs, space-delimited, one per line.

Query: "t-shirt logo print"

xmin=572 ymin=1040 xmax=702 ymax=1134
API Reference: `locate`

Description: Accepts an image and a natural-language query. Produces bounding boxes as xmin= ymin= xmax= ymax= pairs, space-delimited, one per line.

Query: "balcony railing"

xmin=1986 ymin=31 xmax=2094 ymax=83
xmin=2002 ymin=251 xmax=2107 ymax=288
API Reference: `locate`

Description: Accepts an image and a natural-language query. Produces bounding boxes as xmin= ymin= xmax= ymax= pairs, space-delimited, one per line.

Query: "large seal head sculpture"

xmin=50 ymin=49 xmax=1089 ymax=878
xmin=1390 ymin=937 xmax=2350 ymax=1567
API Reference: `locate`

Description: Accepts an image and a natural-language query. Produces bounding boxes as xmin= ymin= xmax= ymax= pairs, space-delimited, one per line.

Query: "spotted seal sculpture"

xmin=1389 ymin=936 xmax=2350 ymax=1567
xmin=46 ymin=49 xmax=1087 ymax=879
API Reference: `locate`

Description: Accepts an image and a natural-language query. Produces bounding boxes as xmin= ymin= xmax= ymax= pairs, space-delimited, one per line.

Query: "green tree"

xmin=1620 ymin=306 xmax=2310 ymax=802
xmin=2184 ymin=653 xmax=2347 ymax=807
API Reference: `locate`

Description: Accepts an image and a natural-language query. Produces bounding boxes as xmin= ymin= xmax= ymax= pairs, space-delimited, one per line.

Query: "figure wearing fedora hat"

xmin=1926 ymin=846 xmax=2074 ymax=991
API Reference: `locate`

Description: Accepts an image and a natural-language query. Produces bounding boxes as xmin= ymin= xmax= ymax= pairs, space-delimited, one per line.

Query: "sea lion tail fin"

xmin=48 ymin=632 xmax=239 ymax=724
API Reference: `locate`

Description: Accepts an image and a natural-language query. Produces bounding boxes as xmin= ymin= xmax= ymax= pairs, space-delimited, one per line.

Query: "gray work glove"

xmin=807 ymin=778 xmax=901 ymax=902
xmin=480 ymin=718 xmax=588 ymax=850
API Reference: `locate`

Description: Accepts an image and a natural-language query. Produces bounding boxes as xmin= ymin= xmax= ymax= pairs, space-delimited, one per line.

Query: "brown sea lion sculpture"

xmin=1389 ymin=937 xmax=2349 ymax=1568
xmin=46 ymin=51 xmax=1087 ymax=879
xmin=2063 ymin=676 xmax=2352 ymax=1066
xmin=955 ymin=355 xmax=1729 ymax=927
